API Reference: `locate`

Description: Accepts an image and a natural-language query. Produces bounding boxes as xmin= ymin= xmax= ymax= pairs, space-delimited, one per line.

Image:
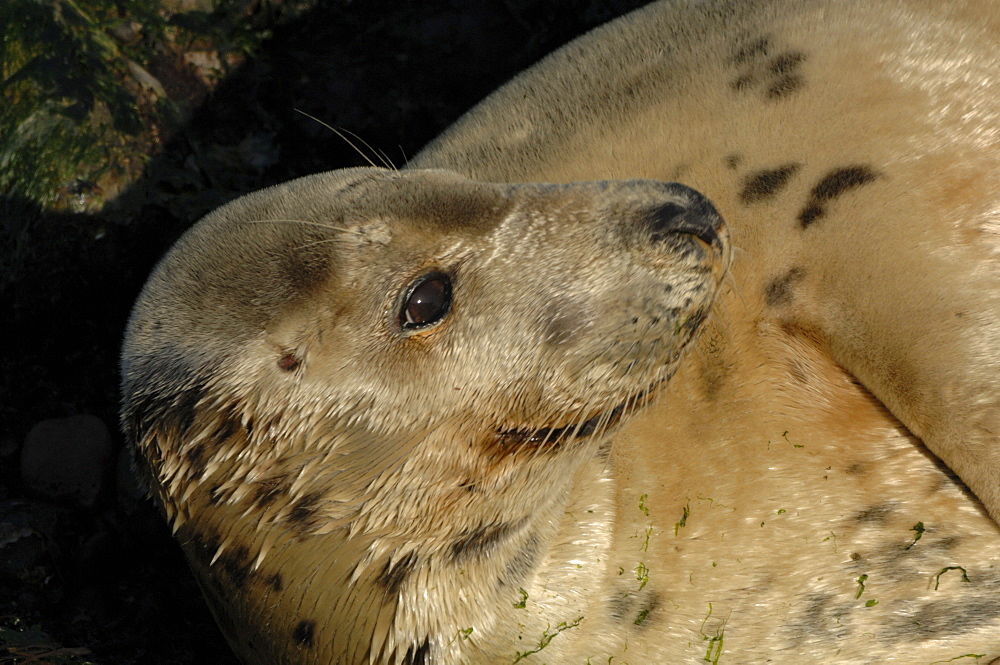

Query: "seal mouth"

xmin=495 ymin=388 xmax=655 ymax=452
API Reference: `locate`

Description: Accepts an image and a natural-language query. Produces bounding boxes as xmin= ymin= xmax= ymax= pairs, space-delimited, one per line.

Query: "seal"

xmin=121 ymin=0 xmax=1000 ymax=663
xmin=122 ymin=171 xmax=730 ymax=664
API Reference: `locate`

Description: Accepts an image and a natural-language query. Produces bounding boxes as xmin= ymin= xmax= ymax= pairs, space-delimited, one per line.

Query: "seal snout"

xmin=638 ymin=189 xmax=723 ymax=251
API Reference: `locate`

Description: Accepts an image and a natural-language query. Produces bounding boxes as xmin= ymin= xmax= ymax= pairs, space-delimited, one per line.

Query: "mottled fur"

xmin=122 ymin=0 xmax=1000 ymax=663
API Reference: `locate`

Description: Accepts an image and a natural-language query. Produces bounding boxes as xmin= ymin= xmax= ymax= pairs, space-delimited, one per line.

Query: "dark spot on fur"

xmin=452 ymin=521 xmax=520 ymax=562
xmin=727 ymin=39 xmax=805 ymax=101
xmin=610 ymin=588 xmax=661 ymax=627
xmin=784 ymin=592 xmax=840 ymax=645
xmin=503 ymin=533 xmax=541 ymax=586
xmin=724 ymin=154 xmax=742 ymax=170
xmin=764 ymin=267 xmax=806 ymax=307
xmin=799 ymin=166 xmax=880 ymax=228
xmin=854 ymin=502 xmax=895 ymax=524
xmin=845 ymin=462 xmax=866 ymax=475
xmin=739 ymin=163 xmax=800 ymax=203
xmin=403 ymin=640 xmax=431 ymax=665
xmin=633 ymin=593 xmax=661 ymax=628
xmin=769 ymin=51 xmax=806 ymax=74
xmin=609 ymin=592 xmax=635 ymax=621
xmin=766 ymin=73 xmax=803 ymax=99
xmin=253 ymin=474 xmax=290 ymax=508
xmin=187 ymin=441 xmax=208 ymax=470
xmin=121 ymin=353 xmax=212 ymax=453
xmin=928 ymin=464 xmax=969 ymax=496
xmin=379 ymin=551 xmax=418 ymax=597
xmin=850 ymin=552 xmax=862 ymax=561
xmin=219 ymin=545 xmax=252 ymax=588
xmin=212 ymin=413 xmax=242 ymax=442
xmin=730 ymin=74 xmax=755 ymax=91
xmin=187 ymin=412 xmax=241 ymax=473
xmin=669 ymin=162 xmax=691 ymax=181
xmin=730 ymin=37 xmax=770 ymax=64
xmin=700 ymin=361 xmax=726 ymax=401
xmin=804 ymin=592 xmax=834 ymax=615
xmin=265 ymin=572 xmax=284 ymax=592
xmin=888 ymin=597 xmax=1000 ymax=639
xmin=172 ymin=385 xmax=205 ymax=438
xmin=292 ymin=620 xmax=315 ymax=649
xmin=697 ymin=327 xmax=728 ymax=400
xmin=288 ymin=491 xmax=323 ymax=530
xmin=930 ymin=535 xmax=961 ymax=551
xmin=122 ymin=382 xmax=205 ymax=454
xmin=798 ymin=202 xmax=824 ymax=226
xmin=811 ymin=165 xmax=880 ymax=201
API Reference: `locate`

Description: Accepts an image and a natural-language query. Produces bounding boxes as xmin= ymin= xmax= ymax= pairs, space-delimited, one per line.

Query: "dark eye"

xmin=400 ymin=271 xmax=452 ymax=330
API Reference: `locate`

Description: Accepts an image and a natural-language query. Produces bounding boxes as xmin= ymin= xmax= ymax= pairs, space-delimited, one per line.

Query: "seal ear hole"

xmin=278 ymin=353 xmax=300 ymax=371
xmin=400 ymin=271 xmax=452 ymax=331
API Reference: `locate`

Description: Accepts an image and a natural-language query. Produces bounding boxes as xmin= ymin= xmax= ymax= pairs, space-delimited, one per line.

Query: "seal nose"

xmin=640 ymin=194 xmax=721 ymax=249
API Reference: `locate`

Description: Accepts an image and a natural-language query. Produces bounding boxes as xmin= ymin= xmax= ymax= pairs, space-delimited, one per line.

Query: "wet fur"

xmin=122 ymin=0 xmax=1000 ymax=663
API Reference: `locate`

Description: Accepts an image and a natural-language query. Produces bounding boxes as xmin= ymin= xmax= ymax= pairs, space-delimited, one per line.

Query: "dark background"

xmin=1 ymin=2 xmax=652 ymax=663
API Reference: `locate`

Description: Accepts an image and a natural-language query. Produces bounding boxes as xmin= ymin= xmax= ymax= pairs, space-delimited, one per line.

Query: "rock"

xmin=20 ymin=415 xmax=112 ymax=507
xmin=0 ymin=500 xmax=62 ymax=584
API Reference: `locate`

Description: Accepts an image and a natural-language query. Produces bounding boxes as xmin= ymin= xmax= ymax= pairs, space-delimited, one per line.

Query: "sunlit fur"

xmin=122 ymin=0 xmax=1000 ymax=663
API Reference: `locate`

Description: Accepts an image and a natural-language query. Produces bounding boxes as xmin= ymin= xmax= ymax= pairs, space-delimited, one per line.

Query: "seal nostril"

xmin=643 ymin=203 xmax=686 ymax=243
xmin=642 ymin=201 xmax=720 ymax=248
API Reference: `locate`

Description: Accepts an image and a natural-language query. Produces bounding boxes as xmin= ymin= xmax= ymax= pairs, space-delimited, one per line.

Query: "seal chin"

xmin=495 ymin=386 xmax=657 ymax=452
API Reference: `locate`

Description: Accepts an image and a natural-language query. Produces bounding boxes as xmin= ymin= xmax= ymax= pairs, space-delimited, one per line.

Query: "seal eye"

xmin=400 ymin=271 xmax=452 ymax=330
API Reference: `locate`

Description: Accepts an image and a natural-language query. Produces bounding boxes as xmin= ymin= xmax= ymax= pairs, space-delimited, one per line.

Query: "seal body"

xmin=122 ymin=0 xmax=1000 ymax=663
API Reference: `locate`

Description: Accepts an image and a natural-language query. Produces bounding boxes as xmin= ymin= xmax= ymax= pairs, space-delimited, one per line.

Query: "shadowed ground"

xmin=0 ymin=1 xmax=651 ymax=662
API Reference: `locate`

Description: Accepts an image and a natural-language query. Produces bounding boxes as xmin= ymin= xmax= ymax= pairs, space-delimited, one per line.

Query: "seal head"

xmin=121 ymin=167 xmax=728 ymax=664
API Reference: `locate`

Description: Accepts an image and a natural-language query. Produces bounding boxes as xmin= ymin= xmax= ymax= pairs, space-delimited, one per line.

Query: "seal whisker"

xmin=242 ymin=218 xmax=348 ymax=230
xmin=291 ymin=237 xmax=357 ymax=251
xmin=334 ymin=125 xmax=398 ymax=171
xmin=293 ymin=108 xmax=396 ymax=170
xmin=722 ymin=247 xmax=749 ymax=313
